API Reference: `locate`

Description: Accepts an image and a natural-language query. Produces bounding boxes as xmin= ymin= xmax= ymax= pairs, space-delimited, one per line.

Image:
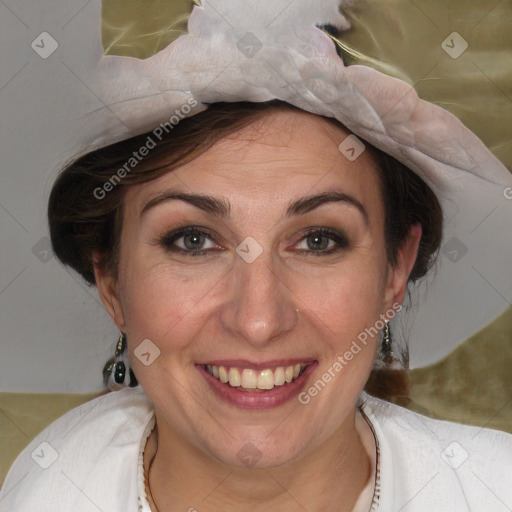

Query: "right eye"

xmin=157 ymin=226 xmax=220 ymax=256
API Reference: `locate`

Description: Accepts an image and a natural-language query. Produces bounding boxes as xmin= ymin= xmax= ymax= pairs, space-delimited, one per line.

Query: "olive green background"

xmin=1 ymin=0 xmax=511 ymax=486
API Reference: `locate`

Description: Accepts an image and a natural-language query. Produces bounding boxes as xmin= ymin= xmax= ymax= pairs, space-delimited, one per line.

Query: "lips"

xmin=196 ymin=360 xmax=317 ymax=409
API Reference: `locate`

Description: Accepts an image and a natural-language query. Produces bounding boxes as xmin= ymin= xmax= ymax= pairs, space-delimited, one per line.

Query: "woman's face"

xmin=96 ymin=109 xmax=420 ymax=468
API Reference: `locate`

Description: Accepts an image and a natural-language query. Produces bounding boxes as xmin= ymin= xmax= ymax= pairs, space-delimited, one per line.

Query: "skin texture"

xmin=94 ymin=109 xmax=422 ymax=511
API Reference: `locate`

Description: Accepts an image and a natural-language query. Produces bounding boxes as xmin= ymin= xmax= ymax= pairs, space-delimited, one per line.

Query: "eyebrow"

xmin=141 ymin=191 xmax=231 ymax=218
xmin=141 ymin=189 xmax=369 ymax=226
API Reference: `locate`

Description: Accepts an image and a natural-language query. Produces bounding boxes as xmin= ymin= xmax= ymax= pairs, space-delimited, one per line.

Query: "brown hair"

xmin=48 ymin=100 xmax=443 ymax=401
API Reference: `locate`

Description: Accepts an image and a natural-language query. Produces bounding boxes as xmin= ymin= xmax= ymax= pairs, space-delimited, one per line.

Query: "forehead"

xmin=125 ymin=109 xmax=383 ymax=218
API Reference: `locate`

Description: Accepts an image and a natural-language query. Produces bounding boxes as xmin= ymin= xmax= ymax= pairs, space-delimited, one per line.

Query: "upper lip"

xmin=198 ymin=359 xmax=316 ymax=371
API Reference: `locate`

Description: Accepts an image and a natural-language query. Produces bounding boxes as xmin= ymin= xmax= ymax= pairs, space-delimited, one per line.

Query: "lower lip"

xmin=196 ymin=363 xmax=317 ymax=410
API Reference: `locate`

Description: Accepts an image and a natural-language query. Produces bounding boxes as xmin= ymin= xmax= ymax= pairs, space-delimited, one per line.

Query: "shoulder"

xmin=0 ymin=387 xmax=154 ymax=512
xmin=361 ymin=393 xmax=512 ymax=512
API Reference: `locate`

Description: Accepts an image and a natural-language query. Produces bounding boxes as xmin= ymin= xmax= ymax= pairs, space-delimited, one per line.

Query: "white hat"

xmin=79 ymin=0 xmax=512 ymax=368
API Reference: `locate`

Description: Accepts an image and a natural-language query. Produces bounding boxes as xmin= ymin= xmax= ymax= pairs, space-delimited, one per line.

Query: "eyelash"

xmin=156 ymin=225 xmax=349 ymax=257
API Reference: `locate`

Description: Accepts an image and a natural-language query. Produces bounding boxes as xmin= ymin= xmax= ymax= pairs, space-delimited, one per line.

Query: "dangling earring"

xmin=103 ymin=333 xmax=138 ymax=391
xmin=381 ymin=321 xmax=394 ymax=364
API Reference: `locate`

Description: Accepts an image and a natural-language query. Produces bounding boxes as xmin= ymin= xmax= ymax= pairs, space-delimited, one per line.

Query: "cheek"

xmin=299 ymin=259 xmax=387 ymax=405
xmin=301 ymin=254 xmax=388 ymax=338
xmin=117 ymin=254 xmax=226 ymax=352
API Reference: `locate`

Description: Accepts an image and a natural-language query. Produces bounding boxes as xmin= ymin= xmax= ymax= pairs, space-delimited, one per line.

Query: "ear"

xmin=384 ymin=223 xmax=422 ymax=309
xmin=93 ymin=251 xmax=126 ymax=332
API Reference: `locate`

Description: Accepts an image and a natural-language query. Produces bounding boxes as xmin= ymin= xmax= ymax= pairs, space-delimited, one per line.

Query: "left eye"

xmin=295 ymin=229 xmax=348 ymax=255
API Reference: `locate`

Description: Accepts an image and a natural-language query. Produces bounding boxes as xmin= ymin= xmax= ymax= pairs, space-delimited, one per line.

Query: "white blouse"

xmin=1 ymin=387 xmax=511 ymax=511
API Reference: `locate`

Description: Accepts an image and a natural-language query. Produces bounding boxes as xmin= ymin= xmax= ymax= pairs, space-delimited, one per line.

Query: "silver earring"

xmin=103 ymin=333 xmax=138 ymax=390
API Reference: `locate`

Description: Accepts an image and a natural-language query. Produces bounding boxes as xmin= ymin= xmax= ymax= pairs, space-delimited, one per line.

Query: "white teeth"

xmin=274 ymin=367 xmax=285 ymax=386
xmin=257 ymin=369 xmax=274 ymax=390
xmin=219 ymin=366 xmax=229 ymax=383
xmin=205 ymin=363 xmax=309 ymax=390
xmin=228 ymin=367 xmax=241 ymax=387
xmin=241 ymin=369 xmax=257 ymax=388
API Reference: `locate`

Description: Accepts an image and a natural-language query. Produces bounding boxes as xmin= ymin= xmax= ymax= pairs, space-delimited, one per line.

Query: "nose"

xmin=219 ymin=249 xmax=300 ymax=348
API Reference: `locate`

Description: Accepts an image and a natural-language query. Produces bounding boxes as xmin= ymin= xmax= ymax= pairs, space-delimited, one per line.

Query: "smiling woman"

xmin=14 ymin=98 xmax=499 ymax=512
xmin=48 ymin=100 xmax=442 ymax=407
xmin=48 ymin=100 xmax=432 ymax=509
xmin=1 ymin=1 xmax=512 ymax=511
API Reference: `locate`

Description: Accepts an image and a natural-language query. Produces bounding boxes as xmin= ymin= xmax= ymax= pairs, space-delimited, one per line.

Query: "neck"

xmin=144 ymin=408 xmax=373 ymax=512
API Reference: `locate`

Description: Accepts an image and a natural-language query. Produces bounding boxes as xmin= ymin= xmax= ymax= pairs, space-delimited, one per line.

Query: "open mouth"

xmin=204 ymin=363 xmax=310 ymax=392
